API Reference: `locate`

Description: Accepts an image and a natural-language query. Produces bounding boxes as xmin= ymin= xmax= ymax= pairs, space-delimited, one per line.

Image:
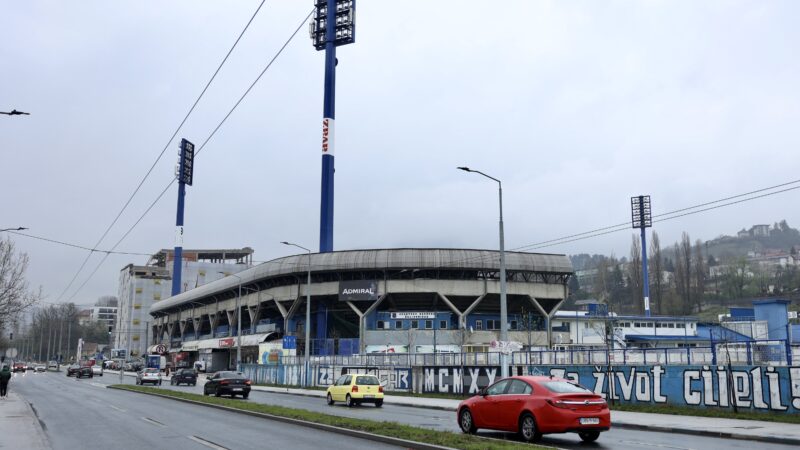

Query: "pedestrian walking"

xmin=0 ymin=365 xmax=11 ymax=397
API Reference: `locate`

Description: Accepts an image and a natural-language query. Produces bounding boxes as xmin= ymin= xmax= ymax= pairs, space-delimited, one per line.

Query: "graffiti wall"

xmin=314 ymin=366 xmax=411 ymax=391
xmin=342 ymin=367 xmax=412 ymax=391
xmin=421 ymin=366 xmax=502 ymax=395
xmin=528 ymin=365 xmax=800 ymax=413
xmin=420 ymin=365 xmax=800 ymax=413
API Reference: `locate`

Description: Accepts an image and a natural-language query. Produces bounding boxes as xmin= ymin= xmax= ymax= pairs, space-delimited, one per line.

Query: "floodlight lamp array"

xmin=631 ymin=195 xmax=652 ymax=229
xmin=309 ymin=0 xmax=355 ymax=50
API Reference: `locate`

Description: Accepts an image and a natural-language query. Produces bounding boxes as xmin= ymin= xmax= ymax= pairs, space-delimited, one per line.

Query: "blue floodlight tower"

xmin=172 ymin=138 xmax=195 ymax=296
xmin=310 ymin=0 xmax=355 ymax=253
xmin=631 ymin=195 xmax=653 ymax=317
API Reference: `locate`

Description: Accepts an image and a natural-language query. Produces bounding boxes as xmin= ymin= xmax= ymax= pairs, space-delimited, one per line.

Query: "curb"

xmin=108 ymin=386 xmax=457 ymax=450
xmin=611 ymin=422 xmax=800 ymax=447
xmin=10 ymin=393 xmax=51 ymax=450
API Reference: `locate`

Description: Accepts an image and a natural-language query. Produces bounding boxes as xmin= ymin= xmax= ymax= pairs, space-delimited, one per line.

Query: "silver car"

xmin=136 ymin=368 xmax=162 ymax=385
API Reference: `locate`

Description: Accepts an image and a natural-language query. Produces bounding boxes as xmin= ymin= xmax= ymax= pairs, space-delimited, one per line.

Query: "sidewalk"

xmin=251 ymin=385 xmax=800 ymax=446
xmin=0 ymin=392 xmax=50 ymax=450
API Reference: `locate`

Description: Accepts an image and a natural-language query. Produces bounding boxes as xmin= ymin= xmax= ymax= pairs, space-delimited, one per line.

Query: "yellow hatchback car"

xmin=326 ymin=374 xmax=384 ymax=407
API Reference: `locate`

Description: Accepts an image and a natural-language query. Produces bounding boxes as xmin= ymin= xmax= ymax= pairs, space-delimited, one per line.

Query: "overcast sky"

xmin=2 ymin=0 xmax=799 ymax=305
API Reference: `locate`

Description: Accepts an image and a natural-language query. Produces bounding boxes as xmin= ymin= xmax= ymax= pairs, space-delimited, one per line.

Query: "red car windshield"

xmin=542 ymin=381 xmax=592 ymax=394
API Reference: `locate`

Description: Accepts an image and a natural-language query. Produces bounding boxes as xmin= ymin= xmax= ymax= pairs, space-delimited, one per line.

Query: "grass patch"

xmin=610 ymin=402 xmax=800 ymax=424
xmin=254 ymin=382 xmax=469 ymax=401
xmin=112 ymin=385 xmax=544 ymax=450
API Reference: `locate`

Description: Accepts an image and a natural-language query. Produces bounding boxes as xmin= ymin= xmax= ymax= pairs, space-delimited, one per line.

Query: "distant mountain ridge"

xmin=570 ymin=219 xmax=800 ymax=269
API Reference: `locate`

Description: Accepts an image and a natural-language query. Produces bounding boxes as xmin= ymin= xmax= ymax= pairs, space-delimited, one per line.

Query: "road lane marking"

xmin=620 ymin=441 xmax=695 ymax=450
xmin=141 ymin=417 xmax=167 ymax=427
xmin=109 ymin=405 xmax=127 ymax=413
xmin=188 ymin=435 xmax=230 ymax=450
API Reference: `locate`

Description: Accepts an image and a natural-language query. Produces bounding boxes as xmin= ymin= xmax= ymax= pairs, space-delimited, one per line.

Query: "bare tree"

xmin=649 ymin=231 xmax=664 ymax=315
xmin=628 ymin=235 xmax=643 ymax=314
xmin=693 ymin=240 xmax=706 ymax=313
xmin=0 ymin=238 xmax=41 ymax=329
xmin=722 ymin=257 xmax=748 ymax=299
xmin=673 ymin=232 xmax=693 ymax=315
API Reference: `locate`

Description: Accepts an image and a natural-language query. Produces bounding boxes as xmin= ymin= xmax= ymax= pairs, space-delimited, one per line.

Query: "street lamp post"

xmin=220 ymin=272 xmax=242 ymax=371
xmin=458 ymin=167 xmax=510 ymax=378
xmin=281 ymin=241 xmax=312 ymax=387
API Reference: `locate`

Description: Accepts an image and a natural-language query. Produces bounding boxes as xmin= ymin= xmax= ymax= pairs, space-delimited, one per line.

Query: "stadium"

xmin=148 ymin=248 xmax=573 ymax=371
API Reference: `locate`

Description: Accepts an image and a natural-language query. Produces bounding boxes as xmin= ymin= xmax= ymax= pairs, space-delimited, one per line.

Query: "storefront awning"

xmin=179 ymin=333 xmax=279 ymax=351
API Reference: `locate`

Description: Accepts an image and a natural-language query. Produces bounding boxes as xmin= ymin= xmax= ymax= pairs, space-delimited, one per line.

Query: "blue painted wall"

xmin=754 ymin=299 xmax=790 ymax=340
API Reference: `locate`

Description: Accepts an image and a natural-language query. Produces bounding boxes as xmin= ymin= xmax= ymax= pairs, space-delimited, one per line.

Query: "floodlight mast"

xmin=312 ymin=0 xmax=356 ymax=253
xmin=631 ymin=195 xmax=653 ymax=317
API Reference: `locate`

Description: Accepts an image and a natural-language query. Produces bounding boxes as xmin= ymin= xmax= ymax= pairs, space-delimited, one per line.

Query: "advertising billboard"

xmin=338 ymin=280 xmax=379 ymax=302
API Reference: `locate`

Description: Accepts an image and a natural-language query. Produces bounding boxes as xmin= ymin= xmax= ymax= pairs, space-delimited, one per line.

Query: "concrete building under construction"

xmin=115 ymin=248 xmax=253 ymax=357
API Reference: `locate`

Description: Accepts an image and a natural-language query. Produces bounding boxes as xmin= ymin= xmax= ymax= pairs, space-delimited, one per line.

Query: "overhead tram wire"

xmin=520 ymin=184 xmax=800 ymax=252
xmin=54 ymin=0 xmax=268 ymax=302
xmin=436 ymin=178 xmax=800 ymax=269
xmin=63 ymin=8 xmax=316 ymax=303
xmin=6 ymin=231 xmax=151 ymax=256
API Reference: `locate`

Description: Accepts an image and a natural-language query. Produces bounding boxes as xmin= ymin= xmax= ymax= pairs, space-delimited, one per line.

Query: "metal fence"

xmin=275 ymin=340 xmax=797 ymax=367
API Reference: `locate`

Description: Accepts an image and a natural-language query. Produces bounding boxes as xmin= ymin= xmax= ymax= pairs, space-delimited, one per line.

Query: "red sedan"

xmin=457 ymin=375 xmax=610 ymax=443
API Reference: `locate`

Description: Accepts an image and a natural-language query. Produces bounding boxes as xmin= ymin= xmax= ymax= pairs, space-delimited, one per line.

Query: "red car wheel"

xmin=518 ymin=413 xmax=540 ymax=442
xmin=459 ymin=408 xmax=477 ymax=434
xmin=579 ymin=431 xmax=600 ymax=442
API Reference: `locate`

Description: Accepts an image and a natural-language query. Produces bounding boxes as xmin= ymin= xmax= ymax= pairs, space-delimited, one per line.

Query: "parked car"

xmin=456 ymin=376 xmax=610 ymax=443
xmin=47 ymin=361 xmax=58 ymax=369
xmin=136 ymin=368 xmax=162 ymax=385
xmin=170 ymin=368 xmax=197 ymax=386
xmin=326 ymin=374 xmax=384 ymax=407
xmin=34 ymin=365 xmax=46 ymax=372
xmin=66 ymin=364 xmax=81 ymax=377
xmin=26 ymin=363 xmax=35 ymax=371
xmin=75 ymin=367 xmax=94 ymax=379
xmin=91 ymin=365 xmax=103 ymax=376
xmin=203 ymin=371 xmax=251 ymax=398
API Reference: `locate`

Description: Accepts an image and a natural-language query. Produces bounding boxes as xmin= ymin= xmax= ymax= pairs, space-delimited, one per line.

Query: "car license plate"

xmin=580 ymin=418 xmax=600 ymax=425
xmin=363 ymin=395 xmax=374 ymax=398
xmin=233 ymin=388 xmax=243 ymax=391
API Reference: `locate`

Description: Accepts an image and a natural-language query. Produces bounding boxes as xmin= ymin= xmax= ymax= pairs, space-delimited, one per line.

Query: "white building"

xmin=90 ymin=306 xmax=118 ymax=330
xmin=551 ymin=310 xmax=700 ymax=349
xmin=115 ymin=248 xmax=253 ymax=357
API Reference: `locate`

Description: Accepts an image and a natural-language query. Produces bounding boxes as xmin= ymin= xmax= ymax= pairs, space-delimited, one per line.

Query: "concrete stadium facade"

xmin=148 ymin=249 xmax=573 ymax=368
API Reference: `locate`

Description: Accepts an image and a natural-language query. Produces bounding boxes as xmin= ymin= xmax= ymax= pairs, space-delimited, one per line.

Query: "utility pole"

xmin=58 ymin=316 xmax=64 ymax=363
xmin=38 ymin=322 xmax=44 ymax=363
xmin=47 ymin=324 xmax=53 ymax=362
xmin=66 ymin=321 xmax=72 ymax=363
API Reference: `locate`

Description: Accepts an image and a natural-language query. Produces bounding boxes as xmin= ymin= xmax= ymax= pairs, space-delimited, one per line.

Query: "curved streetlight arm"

xmin=457 ymin=167 xmax=501 ymax=185
xmin=281 ymin=241 xmax=311 ymax=254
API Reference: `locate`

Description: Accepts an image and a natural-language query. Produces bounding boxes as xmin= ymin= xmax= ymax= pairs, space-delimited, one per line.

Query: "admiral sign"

xmin=338 ymin=280 xmax=378 ymax=301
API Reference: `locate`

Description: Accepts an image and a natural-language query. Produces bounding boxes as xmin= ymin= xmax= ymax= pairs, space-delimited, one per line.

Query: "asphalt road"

xmin=85 ymin=371 xmax=798 ymax=450
xmin=10 ymin=370 xmax=400 ymax=450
